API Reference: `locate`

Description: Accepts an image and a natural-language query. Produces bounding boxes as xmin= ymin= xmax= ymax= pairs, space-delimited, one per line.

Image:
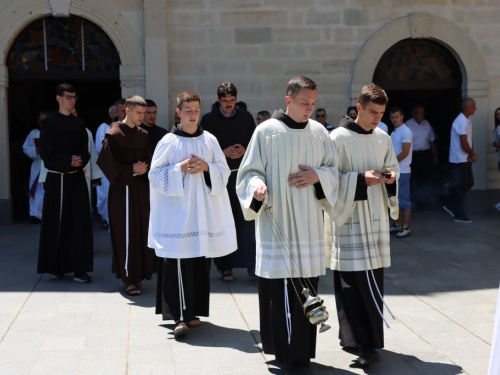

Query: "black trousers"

xmin=445 ymin=162 xmax=474 ymax=217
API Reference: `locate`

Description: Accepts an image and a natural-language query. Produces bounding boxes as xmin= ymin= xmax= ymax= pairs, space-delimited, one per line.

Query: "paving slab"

xmin=0 ymin=211 xmax=498 ymax=374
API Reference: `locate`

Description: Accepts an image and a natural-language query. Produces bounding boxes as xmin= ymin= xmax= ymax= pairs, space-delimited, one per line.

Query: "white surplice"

xmin=22 ymin=129 xmax=44 ymax=219
xmin=236 ymin=117 xmax=338 ymax=279
xmin=325 ymin=127 xmax=399 ymax=272
xmin=148 ymin=130 xmax=237 ymax=259
xmin=95 ymin=123 xmax=110 ymax=222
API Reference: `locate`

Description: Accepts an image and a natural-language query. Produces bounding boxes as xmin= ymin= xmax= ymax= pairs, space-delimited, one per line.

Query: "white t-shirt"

xmin=406 ymin=118 xmax=435 ymax=151
xmin=377 ymin=121 xmax=388 ymax=133
xmin=449 ymin=113 xmax=472 ymax=163
xmin=391 ymin=124 xmax=413 ymax=173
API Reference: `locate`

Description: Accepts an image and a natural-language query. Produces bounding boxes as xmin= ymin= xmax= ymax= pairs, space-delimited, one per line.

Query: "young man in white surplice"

xmin=148 ymin=91 xmax=237 ymax=337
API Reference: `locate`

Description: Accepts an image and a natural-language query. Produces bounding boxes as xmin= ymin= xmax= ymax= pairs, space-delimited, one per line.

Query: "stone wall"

xmin=163 ymin=0 xmax=500 ymax=189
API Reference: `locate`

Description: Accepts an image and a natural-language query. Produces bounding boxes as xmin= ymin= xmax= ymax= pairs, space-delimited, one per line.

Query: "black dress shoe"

xmin=358 ymin=346 xmax=380 ymax=366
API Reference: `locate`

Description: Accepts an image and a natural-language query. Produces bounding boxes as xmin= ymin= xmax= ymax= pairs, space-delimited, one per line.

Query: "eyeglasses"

xmin=220 ymin=99 xmax=236 ymax=104
xmin=63 ymin=95 xmax=78 ymax=101
xmin=256 ymin=117 xmax=262 ymax=121
xmin=316 ymin=114 xmax=325 ymax=118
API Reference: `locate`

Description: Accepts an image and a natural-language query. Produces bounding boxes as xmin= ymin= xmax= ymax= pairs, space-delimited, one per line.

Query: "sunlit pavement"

xmin=0 ymin=211 xmax=499 ymax=374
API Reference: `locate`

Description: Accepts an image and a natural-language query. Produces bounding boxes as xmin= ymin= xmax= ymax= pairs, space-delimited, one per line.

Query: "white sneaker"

xmin=389 ymin=225 xmax=401 ymax=234
xmin=397 ymin=227 xmax=411 ymax=238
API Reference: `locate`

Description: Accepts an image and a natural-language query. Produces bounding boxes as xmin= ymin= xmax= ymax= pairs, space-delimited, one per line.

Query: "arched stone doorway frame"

xmin=350 ymin=13 xmax=490 ymax=191
xmin=0 ymin=0 xmax=146 ymax=223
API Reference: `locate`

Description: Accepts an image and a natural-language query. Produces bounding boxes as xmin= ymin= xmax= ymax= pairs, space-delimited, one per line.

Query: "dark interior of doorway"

xmin=9 ymin=78 xmax=121 ymax=220
xmin=381 ymin=88 xmax=463 ymax=162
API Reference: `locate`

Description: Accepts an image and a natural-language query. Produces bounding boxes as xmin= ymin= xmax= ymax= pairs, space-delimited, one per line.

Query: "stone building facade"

xmin=0 ymin=0 xmax=498 ymax=223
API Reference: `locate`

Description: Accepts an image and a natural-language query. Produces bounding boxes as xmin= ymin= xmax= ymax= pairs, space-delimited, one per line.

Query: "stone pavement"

xmin=0 ymin=211 xmax=499 ymax=375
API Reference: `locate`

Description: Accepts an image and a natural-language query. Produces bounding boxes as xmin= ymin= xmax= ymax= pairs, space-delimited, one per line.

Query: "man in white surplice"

xmin=148 ymin=91 xmax=236 ymax=337
xmin=326 ymin=85 xmax=399 ymax=366
xmin=236 ymin=76 xmax=338 ymax=367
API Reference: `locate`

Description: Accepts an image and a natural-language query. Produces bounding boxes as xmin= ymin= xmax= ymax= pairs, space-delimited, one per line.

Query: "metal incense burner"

xmin=302 ymin=288 xmax=331 ymax=333
xmin=264 ymin=203 xmax=331 ymax=333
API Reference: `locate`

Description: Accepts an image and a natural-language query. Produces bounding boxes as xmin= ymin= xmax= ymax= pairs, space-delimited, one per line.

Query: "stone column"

xmin=120 ymin=64 xmax=146 ymax=99
xmin=144 ymin=0 xmax=169 ymax=129
xmin=0 ymin=65 xmax=11 ymax=224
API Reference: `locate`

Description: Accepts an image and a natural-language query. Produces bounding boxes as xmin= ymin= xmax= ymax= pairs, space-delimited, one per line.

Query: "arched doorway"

xmin=7 ymin=15 xmax=121 ymax=220
xmin=373 ymin=39 xmax=462 ymax=162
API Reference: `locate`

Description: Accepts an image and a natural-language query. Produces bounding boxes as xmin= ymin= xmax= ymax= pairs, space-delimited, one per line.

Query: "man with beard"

xmin=200 ymin=82 xmax=256 ymax=281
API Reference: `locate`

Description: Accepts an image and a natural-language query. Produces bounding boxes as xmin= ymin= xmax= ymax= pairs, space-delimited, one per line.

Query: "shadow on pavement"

xmin=158 ymin=321 xmax=262 ymax=353
xmin=267 ymin=359 xmax=356 ymax=374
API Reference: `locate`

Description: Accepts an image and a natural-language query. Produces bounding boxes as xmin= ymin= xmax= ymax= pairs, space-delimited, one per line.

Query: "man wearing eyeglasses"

xmin=37 ymin=83 xmax=94 ymax=283
xmin=200 ymin=82 xmax=257 ymax=282
xmin=315 ymin=108 xmax=334 ymax=133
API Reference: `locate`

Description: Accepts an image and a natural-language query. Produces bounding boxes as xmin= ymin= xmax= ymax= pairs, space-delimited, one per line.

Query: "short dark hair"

xmin=125 ymin=95 xmax=147 ymax=109
xmin=217 ymin=82 xmax=237 ymax=99
xmin=145 ymin=99 xmax=157 ymax=108
xmin=346 ymin=106 xmax=357 ymax=115
xmin=357 ymin=85 xmax=388 ymax=108
xmin=390 ymin=106 xmax=403 ymax=115
xmin=177 ymin=91 xmax=201 ymax=110
xmin=115 ymin=98 xmax=126 ymax=110
xmin=315 ymin=108 xmax=326 ymax=114
xmin=56 ymin=83 xmax=75 ymax=96
xmin=236 ymin=101 xmax=247 ymax=111
xmin=257 ymin=110 xmax=271 ymax=120
xmin=286 ymin=76 xmax=318 ymax=98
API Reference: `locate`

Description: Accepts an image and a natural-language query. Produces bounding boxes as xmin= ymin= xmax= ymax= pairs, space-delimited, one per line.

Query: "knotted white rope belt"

xmin=284 ymin=279 xmax=292 ymax=345
xmin=124 ymin=175 xmax=139 ymax=277
xmin=177 ymin=259 xmax=186 ymax=322
xmin=366 ymin=269 xmax=396 ymax=328
xmin=48 ymin=170 xmax=78 ymax=243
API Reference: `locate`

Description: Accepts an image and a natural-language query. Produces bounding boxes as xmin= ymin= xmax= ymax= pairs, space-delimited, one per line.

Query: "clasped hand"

xmin=133 ymin=161 xmax=148 ymax=175
xmin=180 ymin=154 xmax=209 ymax=174
xmin=223 ymin=144 xmax=245 ymax=159
xmin=70 ymin=155 xmax=82 ymax=167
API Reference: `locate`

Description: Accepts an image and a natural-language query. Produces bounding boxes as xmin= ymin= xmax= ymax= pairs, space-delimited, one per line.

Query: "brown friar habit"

xmin=37 ymin=112 xmax=93 ymax=275
xmin=96 ymin=122 xmax=155 ymax=284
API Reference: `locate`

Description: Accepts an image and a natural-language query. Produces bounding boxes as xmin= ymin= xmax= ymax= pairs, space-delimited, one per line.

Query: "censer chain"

xmin=264 ymin=204 xmax=319 ymax=298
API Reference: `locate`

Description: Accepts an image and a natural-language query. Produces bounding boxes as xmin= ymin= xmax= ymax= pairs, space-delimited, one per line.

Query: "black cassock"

xmin=139 ymin=123 xmax=168 ymax=153
xmin=258 ymin=277 xmax=319 ymax=366
xmin=200 ymin=105 xmax=256 ymax=272
xmin=37 ymin=112 xmax=93 ymax=275
xmin=156 ymin=257 xmax=211 ymax=323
